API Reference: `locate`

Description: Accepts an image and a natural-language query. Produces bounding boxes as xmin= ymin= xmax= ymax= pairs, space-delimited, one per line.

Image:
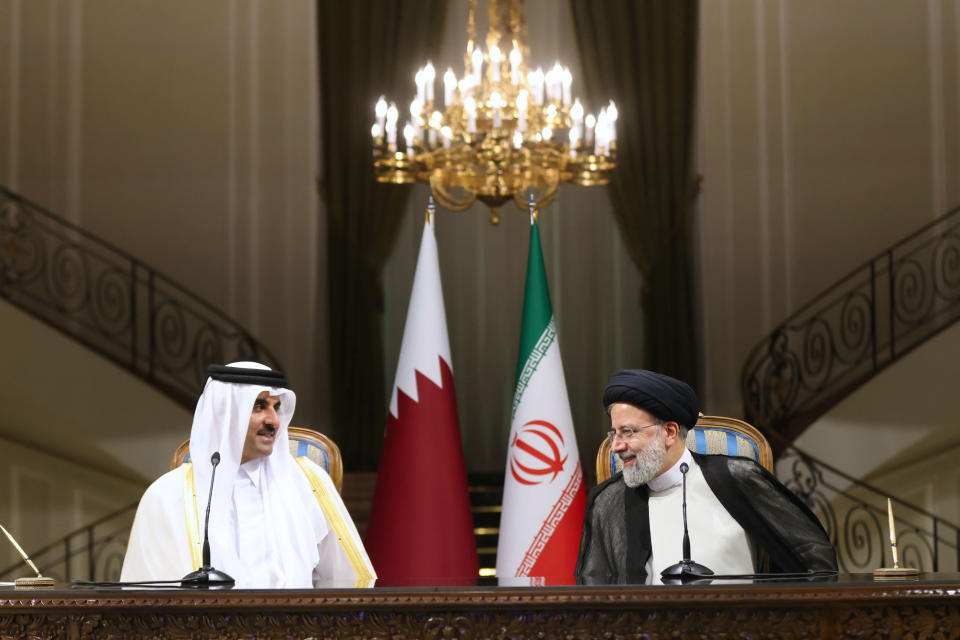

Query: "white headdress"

xmin=189 ymin=361 xmax=328 ymax=587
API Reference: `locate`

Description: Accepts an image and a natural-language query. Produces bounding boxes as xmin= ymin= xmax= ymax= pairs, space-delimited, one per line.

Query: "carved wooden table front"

xmin=2 ymin=574 xmax=959 ymax=639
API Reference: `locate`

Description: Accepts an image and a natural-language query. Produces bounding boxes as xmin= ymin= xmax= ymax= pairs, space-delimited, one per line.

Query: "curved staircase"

xmin=0 ymin=186 xmax=282 ymax=408
xmin=741 ymin=205 xmax=960 ymax=573
xmin=741 ymin=204 xmax=960 ymax=448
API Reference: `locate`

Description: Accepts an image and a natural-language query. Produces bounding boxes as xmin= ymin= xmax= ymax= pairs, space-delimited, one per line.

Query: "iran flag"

xmin=365 ymin=206 xmax=478 ymax=584
xmin=496 ymin=214 xmax=585 ymax=585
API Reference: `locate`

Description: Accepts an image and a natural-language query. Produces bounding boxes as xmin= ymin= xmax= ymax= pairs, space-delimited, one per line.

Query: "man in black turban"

xmin=576 ymin=369 xmax=836 ymax=583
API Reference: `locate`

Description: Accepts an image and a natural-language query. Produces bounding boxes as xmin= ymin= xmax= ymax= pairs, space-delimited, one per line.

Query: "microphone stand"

xmin=181 ymin=452 xmax=235 ymax=588
xmin=661 ymin=462 xmax=714 ymax=583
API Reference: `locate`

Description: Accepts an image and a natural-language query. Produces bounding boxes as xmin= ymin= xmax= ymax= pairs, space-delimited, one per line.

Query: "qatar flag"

xmin=365 ymin=205 xmax=478 ymax=584
xmin=496 ymin=214 xmax=585 ymax=585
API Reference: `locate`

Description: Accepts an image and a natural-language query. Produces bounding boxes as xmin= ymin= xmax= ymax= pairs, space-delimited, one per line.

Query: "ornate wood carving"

xmin=2 ymin=578 xmax=960 ymax=640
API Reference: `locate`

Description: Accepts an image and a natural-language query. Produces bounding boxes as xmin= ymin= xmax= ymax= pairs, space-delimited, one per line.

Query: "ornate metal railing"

xmin=742 ymin=205 xmax=960 ymax=444
xmin=778 ymin=446 xmax=959 ymax=572
xmin=0 ymin=504 xmax=136 ymax=582
xmin=0 ymin=186 xmax=282 ymax=408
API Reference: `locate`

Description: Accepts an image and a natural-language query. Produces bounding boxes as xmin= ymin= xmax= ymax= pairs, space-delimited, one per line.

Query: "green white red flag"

xmin=496 ymin=214 xmax=585 ymax=585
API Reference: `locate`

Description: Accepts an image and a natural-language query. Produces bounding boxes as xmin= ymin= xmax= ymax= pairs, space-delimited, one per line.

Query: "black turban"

xmin=602 ymin=369 xmax=699 ymax=427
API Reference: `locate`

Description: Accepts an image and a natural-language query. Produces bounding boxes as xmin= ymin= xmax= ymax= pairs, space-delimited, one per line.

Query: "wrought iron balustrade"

xmin=0 ymin=186 xmax=282 ymax=408
xmin=778 ymin=446 xmax=959 ymax=572
xmin=0 ymin=504 xmax=135 ymax=583
xmin=742 ymin=205 xmax=960 ymax=444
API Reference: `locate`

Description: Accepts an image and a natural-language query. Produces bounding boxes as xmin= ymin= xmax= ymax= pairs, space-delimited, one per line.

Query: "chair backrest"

xmin=595 ymin=414 xmax=773 ymax=483
xmin=170 ymin=426 xmax=344 ymax=493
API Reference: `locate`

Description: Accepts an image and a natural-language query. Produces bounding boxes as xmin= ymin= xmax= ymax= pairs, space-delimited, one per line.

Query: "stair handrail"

xmin=741 ymin=203 xmax=960 ymax=445
xmin=0 ymin=186 xmax=282 ymax=408
xmin=777 ymin=438 xmax=959 ymax=572
xmin=0 ymin=501 xmax=137 ymax=581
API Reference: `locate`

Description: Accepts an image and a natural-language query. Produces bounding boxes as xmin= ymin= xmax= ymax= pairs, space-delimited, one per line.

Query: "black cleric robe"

xmin=575 ymin=453 xmax=837 ymax=583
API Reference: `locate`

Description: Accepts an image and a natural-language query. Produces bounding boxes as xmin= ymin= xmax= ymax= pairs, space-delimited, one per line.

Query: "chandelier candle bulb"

xmin=424 ymin=62 xmax=435 ymax=103
xmin=371 ymin=123 xmax=382 ymax=142
xmin=458 ymin=76 xmax=472 ymax=98
xmin=441 ymin=126 xmax=452 ymax=149
xmin=544 ymin=66 xmax=556 ymax=102
xmin=571 ymin=99 xmax=583 ymax=129
xmin=489 ymin=45 xmax=501 ymax=81
xmin=594 ymin=109 xmax=605 ymax=155
xmin=584 ymin=113 xmax=595 ymax=147
xmin=562 ymin=68 xmax=572 ymax=105
xmin=472 ymin=48 xmax=483 ymax=85
xmin=464 ymin=96 xmax=477 ymax=133
xmin=510 ymin=46 xmax=522 ymax=84
xmin=529 ymin=68 xmax=544 ymax=105
xmin=513 ymin=130 xmax=523 ymax=149
xmin=386 ymin=102 xmax=399 ymax=149
xmin=549 ymin=63 xmax=563 ymax=102
xmin=403 ymin=124 xmax=415 ymax=155
xmin=491 ymin=92 xmax=505 ymax=129
xmin=444 ymin=69 xmax=456 ymax=107
xmin=410 ymin=99 xmax=423 ymax=142
xmin=375 ymin=96 xmax=387 ymax=133
xmin=415 ymin=68 xmax=425 ymax=105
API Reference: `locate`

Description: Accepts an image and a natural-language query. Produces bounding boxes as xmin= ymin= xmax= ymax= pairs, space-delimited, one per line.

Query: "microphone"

xmin=181 ymin=452 xmax=235 ymax=588
xmin=660 ymin=462 xmax=715 ymax=583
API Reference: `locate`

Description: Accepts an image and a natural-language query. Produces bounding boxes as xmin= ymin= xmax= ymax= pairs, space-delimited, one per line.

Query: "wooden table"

xmin=2 ymin=574 xmax=959 ymax=639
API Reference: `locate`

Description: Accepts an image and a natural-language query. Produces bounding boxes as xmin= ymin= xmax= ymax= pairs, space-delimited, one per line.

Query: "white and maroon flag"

xmin=366 ymin=205 xmax=477 ymax=584
xmin=496 ymin=214 xmax=585 ymax=584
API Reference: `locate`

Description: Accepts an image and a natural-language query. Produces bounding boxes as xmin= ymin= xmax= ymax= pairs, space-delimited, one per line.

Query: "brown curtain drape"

xmin=569 ymin=0 xmax=700 ymax=387
xmin=318 ymin=0 xmax=447 ymax=470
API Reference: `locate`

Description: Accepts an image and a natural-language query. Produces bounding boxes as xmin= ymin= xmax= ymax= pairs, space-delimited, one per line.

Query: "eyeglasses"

xmin=606 ymin=423 xmax=661 ymax=443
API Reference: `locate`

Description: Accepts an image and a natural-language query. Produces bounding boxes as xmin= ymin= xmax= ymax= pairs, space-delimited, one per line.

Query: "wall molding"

xmin=929 ymin=0 xmax=947 ymax=219
xmin=7 ymin=0 xmax=22 ymax=191
xmin=247 ymin=0 xmax=261 ymax=336
xmin=67 ymin=0 xmax=82 ymax=224
xmin=755 ymin=0 xmax=773 ymax=331
xmin=227 ymin=0 xmax=239 ymax=318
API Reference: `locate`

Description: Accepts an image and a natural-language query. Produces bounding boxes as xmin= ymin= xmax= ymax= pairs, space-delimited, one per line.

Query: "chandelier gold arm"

xmin=511 ymin=168 xmax=559 ymax=211
xmin=429 ymin=171 xmax=477 ymax=211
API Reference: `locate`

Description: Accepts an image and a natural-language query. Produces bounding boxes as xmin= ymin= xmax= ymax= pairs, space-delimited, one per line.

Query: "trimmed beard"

xmin=620 ymin=427 xmax=667 ymax=488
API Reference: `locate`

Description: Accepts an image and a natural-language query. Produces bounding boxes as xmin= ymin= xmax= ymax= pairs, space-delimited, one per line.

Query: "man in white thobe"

xmin=121 ymin=362 xmax=375 ymax=588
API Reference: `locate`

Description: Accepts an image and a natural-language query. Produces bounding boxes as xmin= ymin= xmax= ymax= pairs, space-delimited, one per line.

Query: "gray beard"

xmin=621 ymin=431 xmax=667 ymax=488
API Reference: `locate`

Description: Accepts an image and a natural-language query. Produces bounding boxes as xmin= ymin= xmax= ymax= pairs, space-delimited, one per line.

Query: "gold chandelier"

xmin=371 ymin=0 xmax=617 ymax=224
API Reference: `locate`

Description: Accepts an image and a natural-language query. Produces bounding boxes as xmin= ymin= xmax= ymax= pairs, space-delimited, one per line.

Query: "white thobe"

xmin=232 ymin=459 xmax=282 ymax=587
xmin=120 ymin=457 xmax=374 ymax=587
xmin=645 ymin=448 xmax=755 ymax=583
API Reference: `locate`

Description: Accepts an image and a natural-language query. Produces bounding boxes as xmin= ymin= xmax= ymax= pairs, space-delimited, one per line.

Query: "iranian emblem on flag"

xmin=496 ymin=213 xmax=585 ymax=585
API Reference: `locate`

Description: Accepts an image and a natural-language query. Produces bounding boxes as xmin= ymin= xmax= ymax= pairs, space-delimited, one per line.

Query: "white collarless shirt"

xmin=645 ymin=449 xmax=755 ymax=584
